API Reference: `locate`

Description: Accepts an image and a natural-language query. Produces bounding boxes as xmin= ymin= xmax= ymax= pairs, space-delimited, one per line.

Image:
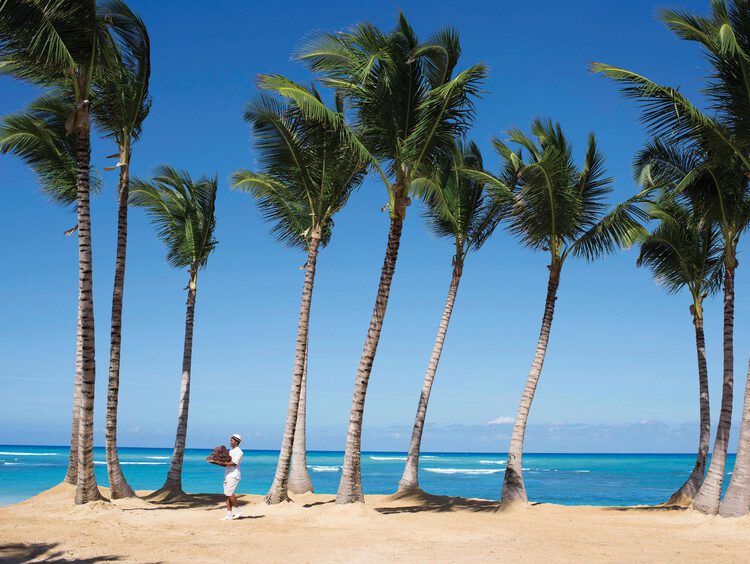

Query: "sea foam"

xmin=93 ymin=461 xmax=167 ymax=466
xmin=0 ymin=452 xmax=58 ymax=456
xmin=423 ymin=468 xmax=503 ymax=475
xmin=309 ymin=465 xmax=340 ymax=472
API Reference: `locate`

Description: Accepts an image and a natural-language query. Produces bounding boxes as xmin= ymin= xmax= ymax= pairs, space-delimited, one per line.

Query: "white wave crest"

xmin=575 ymin=470 xmax=591 ymax=473
xmin=478 ymin=460 xmax=505 ymax=465
xmin=369 ymin=456 xmax=406 ymax=461
xmin=0 ymin=452 xmax=58 ymax=456
xmin=144 ymin=456 xmax=170 ymax=460
xmin=423 ymin=468 xmax=503 ymax=475
xmin=308 ymin=465 xmax=340 ymax=472
xmin=94 ymin=461 xmax=167 ymax=466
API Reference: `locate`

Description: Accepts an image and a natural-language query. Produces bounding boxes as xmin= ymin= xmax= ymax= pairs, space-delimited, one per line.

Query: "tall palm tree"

xmin=634 ymin=158 xmax=723 ymax=504
xmin=397 ymin=140 xmax=507 ymax=493
xmin=91 ymin=0 xmax=151 ymax=500
xmin=0 ymin=0 xmax=144 ymax=504
xmin=130 ymin=167 xmax=218 ymax=499
xmin=471 ymin=119 xmax=648 ymax=504
xmin=0 ymin=94 xmax=99 ymax=487
xmin=232 ymin=91 xmax=367 ymax=503
xmin=593 ymin=0 xmax=750 ymax=515
xmin=633 ymin=137 xmax=743 ymax=508
xmin=261 ymin=14 xmax=487 ymax=503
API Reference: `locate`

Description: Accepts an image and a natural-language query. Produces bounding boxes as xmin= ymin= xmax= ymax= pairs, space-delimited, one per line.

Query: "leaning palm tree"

xmin=130 ymin=167 xmax=218 ymax=499
xmin=0 ymin=0 xmax=145 ymax=504
xmin=232 ymin=90 xmax=367 ymax=503
xmin=472 ymin=118 xmax=648 ymax=504
xmin=635 ymin=169 xmax=722 ymax=504
xmin=91 ymin=0 xmax=151 ymax=500
xmin=593 ymin=0 xmax=750 ymax=515
xmin=0 ymin=94 xmax=99 ymax=487
xmin=632 ymin=136 xmax=745 ymax=509
xmin=261 ymin=14 xmax=487 ymax=503
xmin=397 ymin=140 xmax=507 ymax=493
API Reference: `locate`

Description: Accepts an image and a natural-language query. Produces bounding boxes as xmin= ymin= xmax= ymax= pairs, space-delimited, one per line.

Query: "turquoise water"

xmin=0 ymin=445 xmax=735 ymax=507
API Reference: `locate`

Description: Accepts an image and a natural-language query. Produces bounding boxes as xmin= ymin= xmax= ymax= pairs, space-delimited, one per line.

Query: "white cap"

xmin=231 ymin=433 xmax=242 ymax=443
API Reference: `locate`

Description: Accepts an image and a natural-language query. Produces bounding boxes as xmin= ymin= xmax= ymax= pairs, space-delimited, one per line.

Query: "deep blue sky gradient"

xmin=1 ymin=0 xmax=748 ymax=452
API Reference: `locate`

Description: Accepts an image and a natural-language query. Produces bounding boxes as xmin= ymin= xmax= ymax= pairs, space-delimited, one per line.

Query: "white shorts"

xmin=224 ymin=475 xmax=240 ymax=496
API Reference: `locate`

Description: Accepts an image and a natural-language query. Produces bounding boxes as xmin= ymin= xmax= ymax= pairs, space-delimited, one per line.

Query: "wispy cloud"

xmin=487 ymin=416 xmax=514 ymax=425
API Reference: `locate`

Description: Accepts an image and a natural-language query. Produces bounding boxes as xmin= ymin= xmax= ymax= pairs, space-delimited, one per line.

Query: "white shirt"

xmin=225 ymin=447 xmax=243 ymax=478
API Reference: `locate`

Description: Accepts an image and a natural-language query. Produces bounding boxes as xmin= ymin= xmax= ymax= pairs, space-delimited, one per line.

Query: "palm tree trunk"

xmin=105 ymin=158 xmax=135 ymax=499
xmin=157 ymin=269 xmax=198 ymax=497
xmin=74 ymin=108 xmax=103 ymax=504
xmin=337 ymin=212 xmax=404 ymax=504
xmin=64 ymin=317 xmax=82 ymax=484
xmin=501 ymin=261 xmax=561 ymax=505
xmin=667 ymin=303 xmax=709 ymax=505
xmin=265 ymin=234 xmax=321 ymax=504
xmin=692 ymin=256 xmax=735 ymax=514
xmin=289 ymin=348 xmax=314 ymax=494
xmin=720 ymin=359 xmax=750 ymax=516
xmin=398 ymin=259 xmax=462 ymax=493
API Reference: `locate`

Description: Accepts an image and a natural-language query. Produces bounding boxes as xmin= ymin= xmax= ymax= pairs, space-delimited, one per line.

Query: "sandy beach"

xmin=0 ymin=484 xmax=748 ymax=563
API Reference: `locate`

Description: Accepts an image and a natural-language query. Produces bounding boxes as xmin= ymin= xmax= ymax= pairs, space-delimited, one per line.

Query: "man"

xmin=219 ymin=433 xmax=243 ymax=521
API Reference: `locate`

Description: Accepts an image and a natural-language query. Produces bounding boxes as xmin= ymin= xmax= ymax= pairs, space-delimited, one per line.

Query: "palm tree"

xmin=91 ymin=0 xmax=151 ymax=500
xmin=261 ymin=14 xmax=487 ymax=503
xmin=232 ymin=91 xmax=367 ymax=503
xmin=593 ymin=0 xmax=750 ymax=515
xmin=0 ymin=0 xmax=145 ymax=504
xmin=634 ymin=154 xmax=723 ymax=504
xmin=130 ymin=167 xmax=218 ymax=499
xmin=0 ymin=94 xmax=98 ymax=487
xmin=397 ymin=140 xmax=506 ymax=493
xmin=471 ymin=119 xmax=648 ymax=504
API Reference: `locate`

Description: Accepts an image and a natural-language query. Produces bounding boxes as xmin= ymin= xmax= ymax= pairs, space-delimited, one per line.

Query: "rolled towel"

xmin=207 ymin=445 xmax=232 ymax=466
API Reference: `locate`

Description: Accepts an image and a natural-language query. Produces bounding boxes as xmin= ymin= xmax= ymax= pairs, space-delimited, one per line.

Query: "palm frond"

xmin=130 ymin=166 xmax=218 ymax=269
xmin=0 ymin=93 xmax=101 ymax=207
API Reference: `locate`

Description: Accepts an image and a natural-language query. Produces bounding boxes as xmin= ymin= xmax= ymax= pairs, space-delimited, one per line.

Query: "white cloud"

xmin=487 ymin=416 xmax=514 ymax=426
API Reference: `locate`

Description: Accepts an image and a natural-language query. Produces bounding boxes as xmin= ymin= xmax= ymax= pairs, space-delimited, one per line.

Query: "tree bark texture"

xmin=74 ymin=111 xmax=103 ymax=504
xmin=667 ymin=304 xmax=710 ymax=505
xmin=265 ymin=235 xmax=321 ymax=503
xmin=501 ymin=262 xmax=561 ymax=505
xmin=289 ymin=348 xmax=314 ymax=494
xmin=336 ymin=214 xmax=404 ymax=504
xmin=398 ymin=260 xmax=462 ymax=492
xmin=105 ymin=160 xmax=136 ymax=498
xmin=720 ymin=359 xmax=750 ymax=516
xmin=64 ymin=315 xmax=82 ymax=484
xmin=159 ymin=271 xmax=198 ymax=496
xmin=692 ymin=259 xmax=735 ymax=514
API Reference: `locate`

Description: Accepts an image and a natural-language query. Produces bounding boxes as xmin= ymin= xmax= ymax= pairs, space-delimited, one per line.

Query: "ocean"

xmin=0 ymin=445 xmax=735 ymax=507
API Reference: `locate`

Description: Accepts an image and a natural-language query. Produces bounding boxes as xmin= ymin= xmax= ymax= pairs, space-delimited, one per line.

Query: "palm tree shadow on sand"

xmin=138 ymin=492 xmax=262 ymax=517
xmin=375 ymin=490 xmax=504 ymax=515
xmin=0 ymin=542 xmax=126 ymax=563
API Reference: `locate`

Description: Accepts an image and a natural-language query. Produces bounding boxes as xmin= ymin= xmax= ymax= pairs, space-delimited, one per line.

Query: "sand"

xmin=1 ymin=484 xmax=749 ymax=563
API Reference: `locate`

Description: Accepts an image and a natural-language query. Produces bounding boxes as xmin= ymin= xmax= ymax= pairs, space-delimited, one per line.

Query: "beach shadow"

xmin=302 ymin=499 xmax=335 ymax=509
xmin=0 ymin=542 xmax=125 ymax=563
xmin=375 ymin=490 xmax=500 ymax=515
xmin=605 ymin=504 xmax=688 ymax=513
xmin=135 ymin=492 xmax=243 ymax=512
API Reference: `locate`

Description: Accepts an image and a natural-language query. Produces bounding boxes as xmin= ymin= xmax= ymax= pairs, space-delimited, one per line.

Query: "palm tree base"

xmin=146 ymin=485 xmax=186 ymax=502
xmin=110 ymin=483 xmax=137 ymax=500
xmin=335 ymin=491 xmax=365 ymax=505
xmin=664 ymin=491 xmax=694 ymax=508
xmin=395 ymin=480 xmax=421 ymax=495
xmin=74 ymin=486 xmax=106 ymax=505
xmin=264 ymin=490 xmax=291 ymax=505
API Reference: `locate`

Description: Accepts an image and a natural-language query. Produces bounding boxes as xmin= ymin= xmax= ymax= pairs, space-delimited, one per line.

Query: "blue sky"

xmin=1 ymin=0 xmax=748 ymax=453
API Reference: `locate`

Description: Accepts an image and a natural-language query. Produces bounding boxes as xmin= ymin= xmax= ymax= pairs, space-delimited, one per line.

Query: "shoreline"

xmin=1 ymin=484 xmax=749 ymax=562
